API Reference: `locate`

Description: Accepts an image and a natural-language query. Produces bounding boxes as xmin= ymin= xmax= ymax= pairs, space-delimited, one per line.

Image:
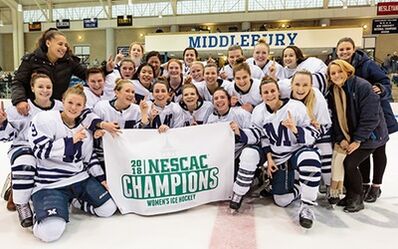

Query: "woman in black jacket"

xmin=328 ymin=59 xmax=388 ymax=212
xmin=335 ymin=37 xmax=397 ymax=202
xmin=11 ymin=28 xmax=112 ymax=116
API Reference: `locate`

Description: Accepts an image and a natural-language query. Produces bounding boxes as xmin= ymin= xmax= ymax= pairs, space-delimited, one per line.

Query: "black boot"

xmin=343 ymin=194 xmax=364 ymax=213
xmin=337 ymin=191 xmax=353 ymax=207
xmin=364 ymin=186 xmax=381 ymax=203
xmin=362 ymin=184 xmax=371 ymax=199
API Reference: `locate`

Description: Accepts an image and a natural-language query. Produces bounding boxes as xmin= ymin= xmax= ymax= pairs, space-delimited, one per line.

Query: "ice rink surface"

xmin=0 ymin=134 xmax=397 ymax=249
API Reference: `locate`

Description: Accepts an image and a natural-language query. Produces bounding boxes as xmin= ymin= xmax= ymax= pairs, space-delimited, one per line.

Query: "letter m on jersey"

xmin=263 ymin=123 xmax=292 ymax=146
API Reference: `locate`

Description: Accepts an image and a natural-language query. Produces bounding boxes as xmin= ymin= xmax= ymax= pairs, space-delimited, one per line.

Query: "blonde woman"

xmin=327 ymin=60 xmax=388 ymax=212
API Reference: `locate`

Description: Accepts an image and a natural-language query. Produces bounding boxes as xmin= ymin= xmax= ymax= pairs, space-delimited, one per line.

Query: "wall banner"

xmin=145 ymin=28 xmax=363 ymax=51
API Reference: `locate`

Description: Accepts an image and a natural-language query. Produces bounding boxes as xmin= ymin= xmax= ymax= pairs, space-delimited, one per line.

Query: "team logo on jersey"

xmin=47 ymin=208 xmax=57 ymax=216
xmin=121 ymin=154 xmax=219 ymax=206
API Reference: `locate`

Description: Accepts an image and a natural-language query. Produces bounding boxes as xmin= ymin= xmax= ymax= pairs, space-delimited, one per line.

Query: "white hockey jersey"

xmin=241 ymin=99 xmax=320 ymax=165
xmin=193 ymin=79 xmax=230 ymax=102
xmin=147 ymin=101 xmax=185 ymax=128
xmin=168 ymin=76 xmax=185 ymax=103
xmin=220 ymin=63 xmax=265 ymax=81
xmin=281 ymin=57 xmax=328 ymax=95
xmin=179 ymin=100 xmax=214 ymax=126
xmin=103 ymin=69 xmax=121 ymax=100
xmin=93 ymin=99 xmax=143 ymax=129
xmin=0 ymin=99 xmax=63 ymax=146
xmin=246 ymin=57 xmax=285 ymax=80
xmin=223 ymin=78 xmax=262 ymax=107
xmin=131 ymin=79 xmax=153 ymax=104
xmin=84 ymin=86 xmax=106 ymax=110
xmin=207 ymin=107 xmax=252 ymax=156
xmin=290 ymin=88 xmax=332 ymax=138
xmin=29 ymin=111 xmax=104 ymax=193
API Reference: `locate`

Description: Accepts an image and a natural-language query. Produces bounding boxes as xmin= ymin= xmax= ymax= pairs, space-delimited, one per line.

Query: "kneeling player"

xmin=28 ymin=85 xmax=117 ymax=242
xmin=232 ymin=77 xmax=321 ymax=229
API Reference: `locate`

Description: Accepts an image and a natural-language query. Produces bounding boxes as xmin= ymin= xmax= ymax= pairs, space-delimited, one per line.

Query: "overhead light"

xmin=321 ymin=23 xmax=327 ymax=27
xmin=140 ymin=33 xmax=144 ymax=37
xmin=281 ymin=24 xmax=286 ymax=28
xmin=17 ymin=4 xmax=23 ymax=12
xmin=362 ymin=24 xmax=368 ymax=29
xmin=270 ymin=51 xmax=274 ymax=55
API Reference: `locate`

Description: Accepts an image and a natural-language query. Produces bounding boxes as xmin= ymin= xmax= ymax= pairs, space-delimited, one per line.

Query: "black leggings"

xmin=359 ymin=144 xmax=387 ymax=185
xmin=343 ymin=148 xmax=375 ymax=196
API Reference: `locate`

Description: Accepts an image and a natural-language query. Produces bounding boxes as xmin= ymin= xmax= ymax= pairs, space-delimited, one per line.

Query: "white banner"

xmin=103 ymin=123 xmax=235 ymax=215
xmin=145 ymin=28 xmax=363 ymax=51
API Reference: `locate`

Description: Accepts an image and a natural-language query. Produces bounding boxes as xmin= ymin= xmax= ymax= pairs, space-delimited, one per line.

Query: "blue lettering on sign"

xmin=189 ymin=37 xmax=201 ymax=48
xmin=219 ymin=35 xmax=229 ymax=47
xmin=187 ymin=32 xmax=298 ymax=49
xmin=230 ymin=35 xmax=236 ymax=45
xmin=251 ymin=34 xmax=261 ymax=46
xmin=275 ymin=34 xmax=285 ymax=46
xmin=240 ymin=34 xmax=250 ymax=47
xmin=287 ymin=33 xmax=298 ymax=45
xmin=208 ymin=36 xmax=218 ymax=48
xmin=202 ymin=36 xmax=208 ymax=48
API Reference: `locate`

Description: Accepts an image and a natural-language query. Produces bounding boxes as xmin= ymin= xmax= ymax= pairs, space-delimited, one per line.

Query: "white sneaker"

xmin=299 ymin=204 xmax=315 ymax=229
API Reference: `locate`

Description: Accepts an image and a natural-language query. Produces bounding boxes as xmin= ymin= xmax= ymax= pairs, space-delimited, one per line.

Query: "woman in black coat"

xmin=11 ymin=28 xmax=112 ymax=116
xmin=328 ymin=59 xmax=388 ymax=212
xmin=335 ymin=37 xmax=397 ymax=202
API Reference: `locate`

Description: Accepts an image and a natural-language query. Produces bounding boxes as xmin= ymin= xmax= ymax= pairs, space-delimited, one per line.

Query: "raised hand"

xmin=184 ymin=75 xmax=193 ymax=85
xmin=139 ymin=97 xmax=150 ymax=125
xmin=139 ymin=96 xmax=149 ymax=113
xmin=219 ymin=71 xmax=228 ymax=80
xmin=282 ymin=110 xmax=298 ymax=134
xmin=268 ymin=59 xmax=277 ymax=80
xmin=149 ymin=105 xmax=159 ymax=121
xmin=114 ymin=50 xmax=125 ymax=65
xmin=106 ymin=55 xmax=115 ymax=72
xmin=230 ymin=94 xmax=239 ymax=107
